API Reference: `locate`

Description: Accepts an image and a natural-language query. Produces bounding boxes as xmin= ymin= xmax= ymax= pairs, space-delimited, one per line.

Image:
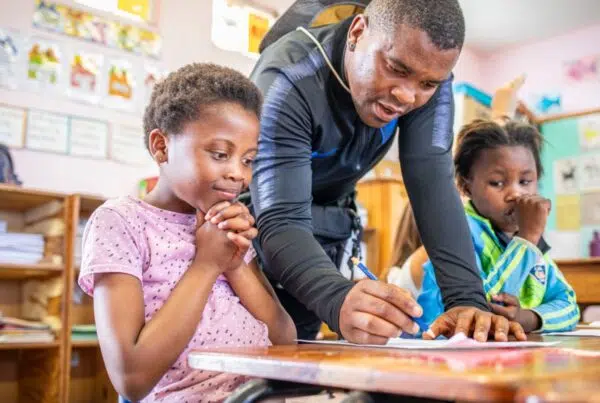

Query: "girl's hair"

xmin=388 ymin=202 xmax=422 ymax=269
xmin=143 ymin=63 xmax=263 ymax=151
xmin=454 ymin=119 xmax=544 ymax=190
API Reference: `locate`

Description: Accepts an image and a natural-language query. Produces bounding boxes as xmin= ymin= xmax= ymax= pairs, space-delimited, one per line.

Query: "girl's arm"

xmin=94 ymin=262 xmax=220 ymax=402
xmin=88 ymin=209 xmax=244 ymax=402
xmin=225 ymin=259 xmax=297 ymax=345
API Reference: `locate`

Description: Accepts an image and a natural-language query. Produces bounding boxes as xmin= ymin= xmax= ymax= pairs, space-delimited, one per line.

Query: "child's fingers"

xmin=217 ymin=216 xmax=254 ymax=232
xmin=226 ymin=232 xmax=251 ymax=250
xmin=205 ymin=201 xmax=231 ymax=221
xmin=490 ymin=303 xmax=511 ymax=318
xmin=210 ymin=204 xmax=254 ymax=225
xmin=237 ymin=228 xmax=258 ymax=241
xmin=495 ymin=293 xmax=520 ymax=307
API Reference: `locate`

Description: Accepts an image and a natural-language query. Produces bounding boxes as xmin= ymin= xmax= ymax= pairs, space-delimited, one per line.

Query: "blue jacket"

xmin=418 ymin=202 xmax=580 ymax=332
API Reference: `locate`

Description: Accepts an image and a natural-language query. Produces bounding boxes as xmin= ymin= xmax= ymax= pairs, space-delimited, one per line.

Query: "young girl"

xmin=79 ymin=63 xmax=296 ymax=403
xmin=387 ymin=119 xmax=580 ymax=334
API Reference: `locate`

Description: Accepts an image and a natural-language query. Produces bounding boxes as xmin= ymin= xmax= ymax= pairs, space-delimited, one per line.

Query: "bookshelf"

xmin=0 ymin=184 xmax=70 ymax=403
xmin=0 ymin=185 xmax=116 ymax=403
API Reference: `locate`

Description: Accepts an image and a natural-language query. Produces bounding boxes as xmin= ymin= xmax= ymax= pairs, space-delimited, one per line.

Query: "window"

xmin=75 ymin=0 xmax=154 ymax=22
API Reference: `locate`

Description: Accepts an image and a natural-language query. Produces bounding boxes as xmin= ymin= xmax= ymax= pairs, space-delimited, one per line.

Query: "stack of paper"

xmin=0 ymin=232 xmax=45 ymax=264
xmin=0 ymin=315 xmax=54 ymax=344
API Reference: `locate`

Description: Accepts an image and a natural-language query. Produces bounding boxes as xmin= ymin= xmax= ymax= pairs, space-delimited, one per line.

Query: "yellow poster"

xmin=248 ymin=13 xmax=270 ymax=54
xmin=556 ymin=194 xmax=581 ymax=230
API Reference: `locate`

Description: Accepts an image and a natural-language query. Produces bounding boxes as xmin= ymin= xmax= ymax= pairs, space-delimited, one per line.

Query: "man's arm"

xmin=398 ymin=78 xmax=488 ymax=312
xmin=250 ymin=69 xmax=353 ymax=333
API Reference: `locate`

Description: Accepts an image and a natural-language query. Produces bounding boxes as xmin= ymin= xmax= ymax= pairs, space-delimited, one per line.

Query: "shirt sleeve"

xmin=397 ymin=77 xmax=489 ymax=312
xmin=532 ymin=257 xmax=580 ymax=332
xmin=250 ymin=68 xmax=353 ymax=333
xmin=78 ymin=207 xmax=145 ymax=296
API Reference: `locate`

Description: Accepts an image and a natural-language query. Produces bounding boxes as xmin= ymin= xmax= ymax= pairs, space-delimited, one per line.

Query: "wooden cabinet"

xmin=0 ymin=185 xmax=115 ymax=403
xmin=356 ymin=178 xmax=408 ymax=277
xmin=0 ymin=185 xmax=69 ymax=403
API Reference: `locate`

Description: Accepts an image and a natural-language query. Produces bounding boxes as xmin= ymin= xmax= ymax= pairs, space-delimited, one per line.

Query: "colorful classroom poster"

xmin=68 ymin=117 xmax=108 ymax=158
xmin=553 ymin=158 xmax=579 ymax=195
xmin=33 ymin=1 xmax=161 ymax=58
xmin=0 ymin=105 xmax=26 ymax=148
xmin=66 ymin=51 xmax=103 ymax=103
xmin=26 ymin=110 xmax=69 ymax=153
xmin=110 ymin=124 xmax=148 ymax=165
xmin=555 ymin=194 xmax=581 ymax=230
xmin=581 ymin=191 xmax=600 ymax=226
xmin=580 ymin=154 xmax=600 ymax=191
xmin=579 ymin=116 xmax=600 ymax=151
xmin=26 ymin=38 xmax=63 ymax=91
xmin=0 ymin=28 xmax=24 ymax=90
xmin=105 ymin=59 xmax=136 ymax=110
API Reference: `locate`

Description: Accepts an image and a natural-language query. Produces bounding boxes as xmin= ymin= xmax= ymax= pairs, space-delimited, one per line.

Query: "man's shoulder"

xmin=250 ymin=23 xmax=340 ymax=84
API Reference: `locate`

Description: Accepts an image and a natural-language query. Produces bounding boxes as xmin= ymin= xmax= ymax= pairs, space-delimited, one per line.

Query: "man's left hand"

xmin=422 ymin=306 xmax=527 ymax=342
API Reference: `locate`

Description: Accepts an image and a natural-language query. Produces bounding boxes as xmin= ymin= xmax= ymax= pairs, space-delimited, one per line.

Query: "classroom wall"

xmin=540 ymin=112 xmax=600 ymax=259
xmin=478 ymin=23 xmax=600 ymax=114
xmin=0 ymin=0 xmax=264 ymax=197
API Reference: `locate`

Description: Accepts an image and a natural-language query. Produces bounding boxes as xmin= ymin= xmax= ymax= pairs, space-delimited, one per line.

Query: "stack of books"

xmin=72 ymin=324 xmax=97 ymax=342
xmin=0 ymin=315 xmax=55 ymax=344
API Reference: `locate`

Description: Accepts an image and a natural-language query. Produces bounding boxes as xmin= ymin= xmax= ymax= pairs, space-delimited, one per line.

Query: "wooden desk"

xmin=188 ymin=336 xmax=600 ymax=402
xmin=556 ymin=258 xmax=600 ymax=305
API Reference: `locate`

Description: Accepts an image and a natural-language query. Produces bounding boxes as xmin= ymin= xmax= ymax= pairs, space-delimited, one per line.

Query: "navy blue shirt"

xmin=249 ymin=19 xmax=488 ymax=333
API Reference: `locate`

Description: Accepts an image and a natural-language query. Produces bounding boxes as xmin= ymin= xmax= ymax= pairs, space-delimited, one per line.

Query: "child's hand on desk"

xmin=490 ymin=293 xmax=541 ymax=333
xmin=194 ymin=201 xmax=257 ymax=272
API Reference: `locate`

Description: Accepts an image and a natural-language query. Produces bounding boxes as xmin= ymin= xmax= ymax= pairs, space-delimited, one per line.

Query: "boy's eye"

xmin=489 ymin=181 xmax=503 ymax=187
xmin=242 ymin=157 xmax=254 ymax=167
xmin=422 ymin=81 xmax=438 ymax=90
xmin=521 ymin=179 xmax=532 ymax=185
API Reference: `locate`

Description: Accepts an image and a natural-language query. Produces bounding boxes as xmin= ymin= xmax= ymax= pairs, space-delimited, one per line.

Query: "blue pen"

xmin=350 ymin=257 xmax=429 ymax=333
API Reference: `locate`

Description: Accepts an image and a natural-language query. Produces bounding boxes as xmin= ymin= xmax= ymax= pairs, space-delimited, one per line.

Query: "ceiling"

xmin=260 ymin=0 xmax=600 ymax=53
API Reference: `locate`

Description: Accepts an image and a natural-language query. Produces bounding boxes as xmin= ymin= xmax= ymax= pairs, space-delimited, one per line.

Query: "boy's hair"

xmin=365 ymin=0 xmax=465 ymax=50
xmin=454 ymin=119 xmax=544 ymax=190
xmin=143 ymin=63 xmax=263 ymax=151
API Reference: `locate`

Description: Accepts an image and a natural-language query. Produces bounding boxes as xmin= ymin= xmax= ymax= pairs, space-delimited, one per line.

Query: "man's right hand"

xmin=339 ymin=280 xmax=423 ymax=344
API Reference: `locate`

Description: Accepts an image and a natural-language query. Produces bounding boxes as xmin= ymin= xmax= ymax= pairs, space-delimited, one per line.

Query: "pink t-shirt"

xmin=79 ymin=196 xmax=270 ymax=403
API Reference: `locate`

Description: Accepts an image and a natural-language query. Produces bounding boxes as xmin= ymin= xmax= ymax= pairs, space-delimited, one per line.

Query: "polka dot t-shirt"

xmin=78 ymin=196 xmax=270 ymax=403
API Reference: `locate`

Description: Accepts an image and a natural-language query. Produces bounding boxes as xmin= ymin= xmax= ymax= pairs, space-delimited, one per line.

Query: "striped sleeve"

xmin=482 ymin=236 xmax=543 ymax=298
xmin=532 ymin=258 xmax=580 ymax=333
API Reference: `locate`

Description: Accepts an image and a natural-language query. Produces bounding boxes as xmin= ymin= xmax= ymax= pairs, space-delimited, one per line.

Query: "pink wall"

xmin=479 ymin=24 xmax=600 ymax=113
xmin=453 ymin=47 xmax=485 ymax=88
xmin=0 ymin=0 xmax=259 ymax=197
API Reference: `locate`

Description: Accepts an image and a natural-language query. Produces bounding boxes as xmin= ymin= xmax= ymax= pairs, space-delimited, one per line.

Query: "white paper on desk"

xmin=546 ymin=329 xmax=600 ymax=337
xmin=299 ymin=333 xmax=559 ymax=350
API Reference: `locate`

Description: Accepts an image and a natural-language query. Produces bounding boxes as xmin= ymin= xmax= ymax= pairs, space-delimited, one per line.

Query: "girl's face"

xmin=463 ymin=145 xmax=538 ymax=236
xmin=156 ymin=102 xmax=259 ymax=214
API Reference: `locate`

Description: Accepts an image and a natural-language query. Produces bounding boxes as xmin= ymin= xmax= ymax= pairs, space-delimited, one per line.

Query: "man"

xmin=249 ymin=0 xmax=527 ymax=344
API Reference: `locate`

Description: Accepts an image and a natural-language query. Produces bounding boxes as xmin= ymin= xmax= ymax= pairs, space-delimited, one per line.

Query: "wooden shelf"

xmin=0 ymin=262 xmax=64 ymax=280
xmin=0 ymin=184 xmax=66 ymax=212
xmin=71 ymin=339 xmax=99 ymax=348
xmin=0 ymin=341 xmax=59 ymax=350
xmin=77 ymin=194 xmax=106 ymax=216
